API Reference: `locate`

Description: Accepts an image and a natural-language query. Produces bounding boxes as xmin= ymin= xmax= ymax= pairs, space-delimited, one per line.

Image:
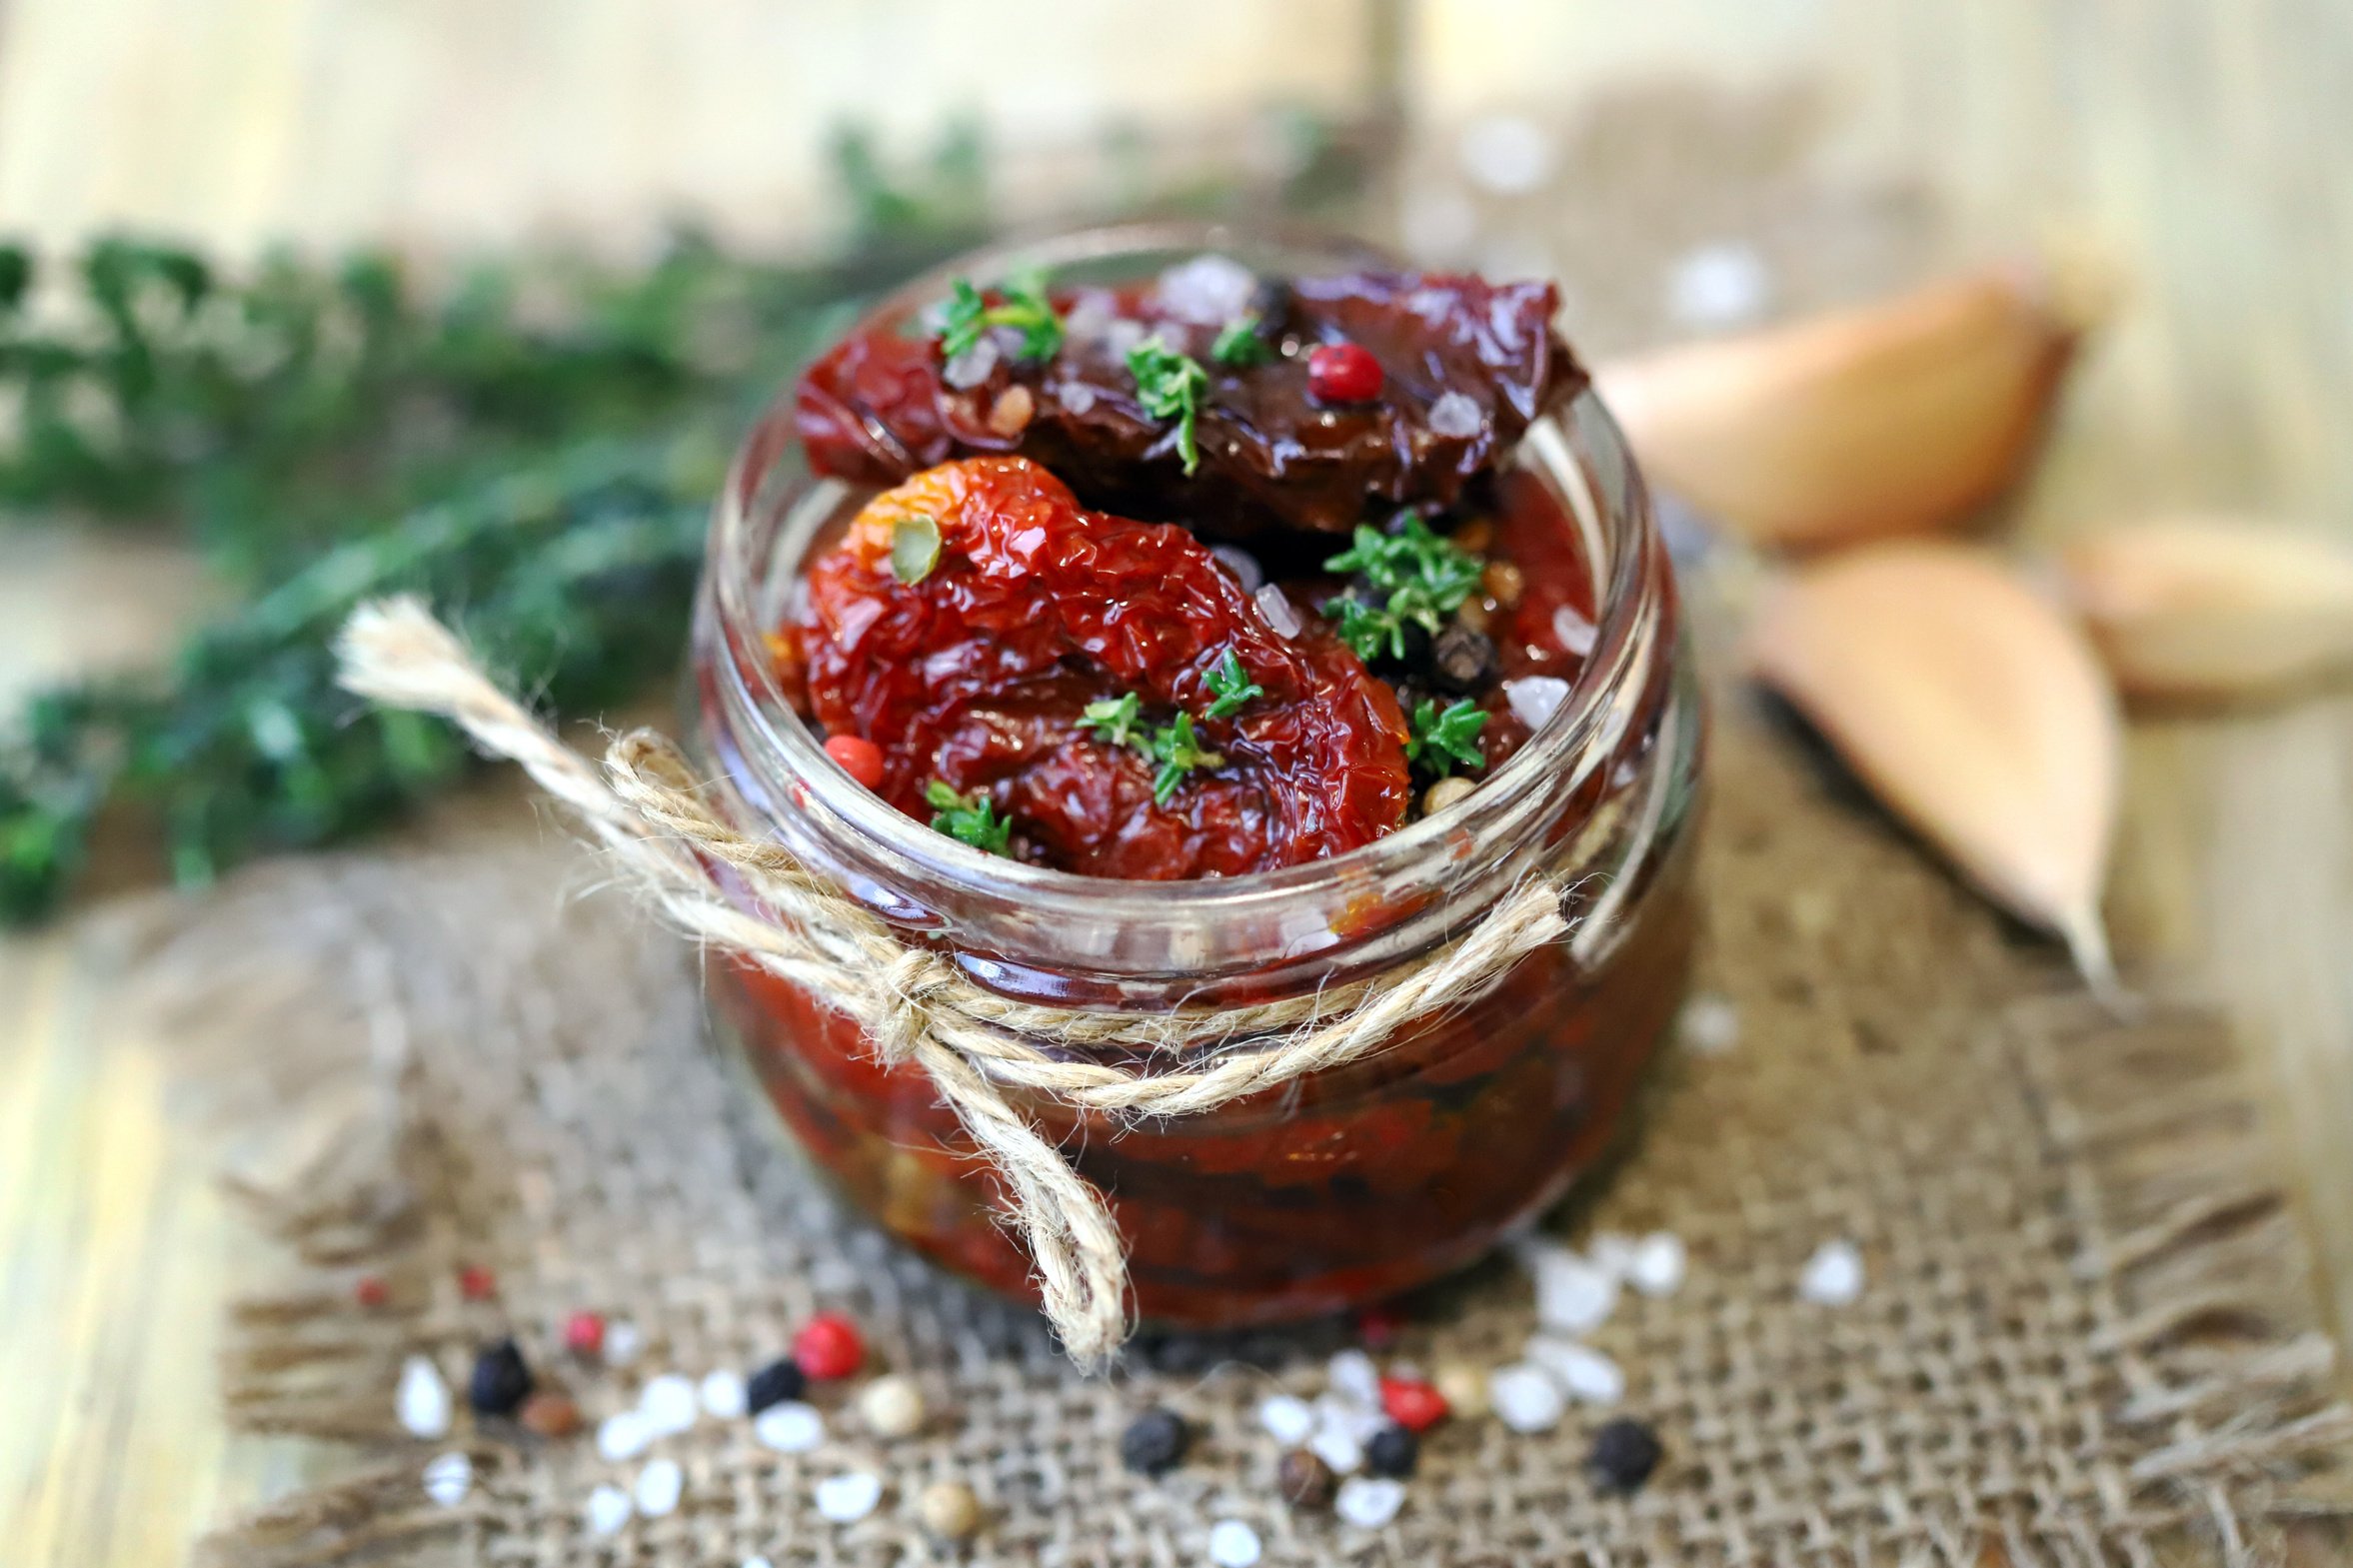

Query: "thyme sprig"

xmin=1324 ymin=514 xmax=1486 ymax=664
xmin=934 ymin=270 xmax=1063 ymax=363
xmin=1126 ymin=337 xmax=1209 ymax=475
xmin=1407 ymin=698 xmax=1488 ymax=778
xmin=1202 ymin=650 xmax=1264 ymax=719
xmin=925 ymin=781 xmax=1013 ymax=855
xmin=1147 ymin=713 xmax=1222 ymax=806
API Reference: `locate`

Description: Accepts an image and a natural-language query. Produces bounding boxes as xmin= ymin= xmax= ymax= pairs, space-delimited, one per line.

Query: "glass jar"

xmin=691 ymin=223 xmax=1703 ymax=1329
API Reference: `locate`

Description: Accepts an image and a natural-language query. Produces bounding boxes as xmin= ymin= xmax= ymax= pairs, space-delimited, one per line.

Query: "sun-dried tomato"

xmin=794 ymin=269 xmax=1585 ymax=538
xmin=795 ymin=457 xmax=1410 ymax=877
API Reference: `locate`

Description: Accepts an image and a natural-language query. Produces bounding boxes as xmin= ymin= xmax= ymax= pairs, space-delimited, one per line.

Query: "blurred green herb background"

xmin=0 ymin=116 xmax=1370 ymax=923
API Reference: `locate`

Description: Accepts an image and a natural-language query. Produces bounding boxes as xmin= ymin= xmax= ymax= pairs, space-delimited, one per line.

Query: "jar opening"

xmin=695 ymin=221 xmax=1678 ymax=988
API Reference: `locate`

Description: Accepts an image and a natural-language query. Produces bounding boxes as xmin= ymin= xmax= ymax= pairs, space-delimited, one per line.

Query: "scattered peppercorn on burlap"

xmin=119 ymin=82 xmax=2350 ymax=1568
xmin=127 ymin=695 xmax=2348 ymax=1568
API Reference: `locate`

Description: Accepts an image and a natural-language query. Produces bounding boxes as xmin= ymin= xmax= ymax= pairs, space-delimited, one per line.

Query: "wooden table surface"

xmin=5 ymin=3 xmax=2351 ymax=1563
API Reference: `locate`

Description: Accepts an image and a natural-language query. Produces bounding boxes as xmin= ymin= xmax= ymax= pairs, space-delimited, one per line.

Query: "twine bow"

xmin=337 ymin=598 xmax=1571 ymax=1367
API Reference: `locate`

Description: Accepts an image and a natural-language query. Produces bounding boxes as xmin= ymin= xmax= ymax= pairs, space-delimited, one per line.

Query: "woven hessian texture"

xmin=142 ymin=704 xmax=2349 ymax=1568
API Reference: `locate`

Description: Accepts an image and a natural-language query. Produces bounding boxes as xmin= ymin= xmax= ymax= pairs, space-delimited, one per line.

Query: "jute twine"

xmin=334 ymin=596 xmax=1573 ymax=1367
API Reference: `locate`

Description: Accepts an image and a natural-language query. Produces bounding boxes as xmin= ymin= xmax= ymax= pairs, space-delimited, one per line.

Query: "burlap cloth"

xmin=118 ymin=83 xmax=2349 ymax=1567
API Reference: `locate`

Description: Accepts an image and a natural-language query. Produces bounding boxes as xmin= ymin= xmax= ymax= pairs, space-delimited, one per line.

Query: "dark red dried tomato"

xmin=795 ymin=457 xmax=1411 ymax=877
xmin=794 ymin=268 xmax=1584 ymax=537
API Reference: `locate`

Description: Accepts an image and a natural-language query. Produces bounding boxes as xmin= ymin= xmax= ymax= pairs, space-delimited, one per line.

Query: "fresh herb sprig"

xmin=1210 ymin=314 xmax=1270 ymax=367
xmin=1079 ymin=692 xmax=1146 ymax=751
xmin=0 ymin=435 xmax=722 ymax=920
xmin=1202 ymin=651 xmax=1264 ymax=719
xmin=1407 ymin=698 xmax=1488 ymax=778
xmin=925 ymin=781 xmax=1013 ymax=855
xmin=1324 ymin=514 xmax=1486 ymax=664
xmin=1147 ymin=713 xmax=1222 ymax=806
xmin=934 ymin=271 xmax=1063 ymax=363
xmin=1127 ymin=337 xmax=1209 ymax=475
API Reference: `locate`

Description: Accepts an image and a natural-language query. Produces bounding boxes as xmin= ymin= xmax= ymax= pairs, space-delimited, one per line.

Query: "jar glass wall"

xmin=691 ymin=223 xmax=1703 ymax=1328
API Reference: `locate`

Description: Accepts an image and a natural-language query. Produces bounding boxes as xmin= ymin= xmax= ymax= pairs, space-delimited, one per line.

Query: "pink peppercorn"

xmin=823 ymin=734 xmax=887 ymax=789
xmin=793 ymin=1313 xmax=865 ymax=1380
xmin=563 ymin=1310 xmax=606 ymax=1357
xmin=459 ymin=1264 xmax=497 ymax=1301
xmin=1379 ymin=1375 xmax=1450 ymax=1433
xmin=355 ymin=1274 xmax=390 ymax=1308
xmin=1306 ymin=342 xmax=1383 ymax=404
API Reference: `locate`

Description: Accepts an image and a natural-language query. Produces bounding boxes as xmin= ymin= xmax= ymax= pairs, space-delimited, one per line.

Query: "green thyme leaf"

xmin=1202 ymin=650 xmax=1264 ymax=720
xmin=1126 ymin=336 xmax=1209 ymax=475
xmin=934 ymin=270 xmax=1063 ymax=363
xmin=1407 ymin=698 xmax=1488 ymax=777
xmin=924 ymin=780 xmax=1013 ymax=855
xmin=890 ymin=512 xmax=942 ymax=584
xmin=1147 ymin=713 xmax=1222 ymax=806
xmin=1330 ymin=595 xmax=1407 ymax=663
xmin=1079 ymin=691 xmax=1147 ymax=751
xmin=1210 ymin=314 xmax=1270 ymax=367
xmin=1323 ymin=513 xmax=1485 ymax=643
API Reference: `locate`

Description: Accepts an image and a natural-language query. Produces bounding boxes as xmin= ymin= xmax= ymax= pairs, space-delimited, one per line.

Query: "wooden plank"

xmin=2 ymin=2 xmax=2350 ymax=1561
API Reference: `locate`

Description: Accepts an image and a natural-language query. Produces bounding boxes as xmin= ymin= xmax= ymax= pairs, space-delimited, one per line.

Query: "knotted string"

xmin=337 ymin=597 xmax=1570 ymax=1366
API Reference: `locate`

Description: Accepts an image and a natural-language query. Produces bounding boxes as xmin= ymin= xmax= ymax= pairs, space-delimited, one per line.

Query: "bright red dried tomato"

xmin=795 ymin=457 xmax=1411 ymax=877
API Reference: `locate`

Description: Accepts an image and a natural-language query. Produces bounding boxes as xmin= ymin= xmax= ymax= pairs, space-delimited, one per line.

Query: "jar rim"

xmin=699 ymin=219 xmax=1665 ymax=945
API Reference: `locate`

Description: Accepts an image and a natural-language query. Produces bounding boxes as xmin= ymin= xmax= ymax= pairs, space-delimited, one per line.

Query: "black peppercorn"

xmin=466 ymin=1337 xmax=534 ymax=1417
xmin=1364 ymin=1421 xmax=1419 ymax=1478
xmin=746 ymin=1356 xmax=807 ymax=1414
xmin=1586 ymin=1416 xmax=1663 ymax=1492
xmin=1431 ymin=623 xmax=1497 ymax=694
xmin=1276 ymin=1447 xmax=1335 ymax=1509
xmin=1118 ymin=1405 xmax=1190 ymax=1476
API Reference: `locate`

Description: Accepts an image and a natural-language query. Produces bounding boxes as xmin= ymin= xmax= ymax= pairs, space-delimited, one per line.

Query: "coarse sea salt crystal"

xmin=744 ymin=1559 xmax=775 ymax=1568
xmin=1104 ymin=319 xmax=1149 ymax=358
xmin=640 ymin=1372 xmax=700 ymax=1436
xmin=754 ymin=1401 xmax=825 ymax=1453
xmin=1257 ymin=1392 xmax=1315 ymax=1446
xmin=1628 ymin=1232 xmax=1686 ymax=1297
xmin=1489 ymin=1362 xmax=1566 ymax=1432
xmin=586 ymin=1483 xmax=633 ymax=1536
xmin=1503 ymin=676 xmax=1571 ymax=732
xmin=602 ymin=1319 xmax=645 ymax=1366
xmin=396 ymin=1355 xmax=452 ymax=1439
xmin=1317 ymin=1419 xmax=1373 ymax=1476
xmin=1327 ymin=1348 xmax=1381 ymax=1407
xmin=1457 ymin=115 xmax=1552 ymax=194
xmin=1525 ymin=1337 xmax=1625 ymax=1405
xmin=1253 ymin=585 xmax=1302 ymax=640
xmin=942 ymin=337 xmax=1000 ymax=390
xmin=1059 ymin=382 xmax=1099 ymax=415
xmin=1064 ymin=290 xmax=1118 ymax=342
xmin=1156 ymin=255 xmax=1257 ymax=326
xmin=1552 ymin=605 xmax=1598 ymax=658
xmin=1678 ymin=994 xmax=1741 ymax=1055
xmin=635 ymin=1457 xmax=685 ymax=1518
xmin=597 ymin=1408 xmax=653 ymax=1462
xmin=1207 ymin=1518 xmax=1264 ymax=1566
xmin=1427 ymin=390 xmax=1483 ymax=440
xmin=1335 ymin=1475 xmax=1407 ymax=1528
xmin=1211 ymin=545 xmax=1265 ymax=596
xmin=815 ymin=1470 xmax=884 ymax=1523
xmin=1801 ymin=1239 xmax=1865 ymax=1305
xmin=1523 ymin=1245 xmax=1618 ymax=1334
xmin=700 ymin=1368 xmax=747 ymax=1419
xmin=422 ymin=1451 xmax=472 ymax=1508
